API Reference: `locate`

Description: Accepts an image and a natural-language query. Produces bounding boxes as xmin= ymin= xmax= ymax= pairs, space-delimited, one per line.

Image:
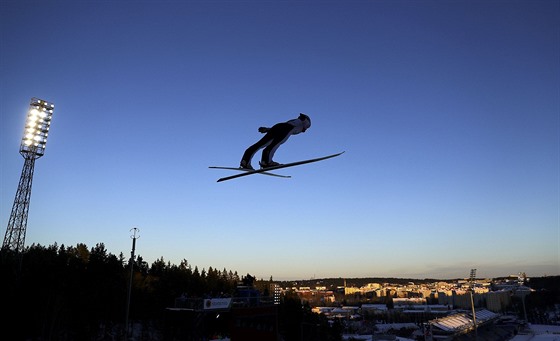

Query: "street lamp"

xmin=2 ymin=98 xmax=54 ymax=253
xmin=469 ymin=269 xmax=477 ymax=339
xmin=125 ymin=227 xmax=139 ymax=339
xmin=515 ymin=273 xmax=530 ymax=323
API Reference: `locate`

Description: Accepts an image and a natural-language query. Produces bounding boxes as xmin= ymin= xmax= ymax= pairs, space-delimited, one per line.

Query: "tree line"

xmin=1 ymin=242 xmax=341 ymax=340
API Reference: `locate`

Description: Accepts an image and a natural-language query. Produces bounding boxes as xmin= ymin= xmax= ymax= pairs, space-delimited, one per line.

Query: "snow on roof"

xmin=430 ymin=309 xmax=500 ymax=334
xmin=472 ymin=309 xmax=499 ymax=322
xmin=375 ymin=323 xmax=418 ymax=332
xmin=432 ymin=313 xmax=473 ymax=332
xmin=361 ymin=304 xmax=388 ymax=310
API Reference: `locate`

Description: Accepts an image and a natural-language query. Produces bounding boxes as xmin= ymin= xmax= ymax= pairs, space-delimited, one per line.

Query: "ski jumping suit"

xmin=241 ymin=114 xmax=311 ymax=167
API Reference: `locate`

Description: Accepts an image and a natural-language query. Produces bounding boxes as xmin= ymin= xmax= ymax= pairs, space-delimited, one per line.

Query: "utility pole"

xmin=125 ymin=227 xmax=139 ymax=340
xmin=469 ymin=269 xmax=477 ymax=339
xmin=515 ymin=272 xmax=530 ymax=323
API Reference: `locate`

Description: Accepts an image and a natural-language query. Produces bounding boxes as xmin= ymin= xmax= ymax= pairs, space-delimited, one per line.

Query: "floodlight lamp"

xmin=19 ymin=98 xmax=54 ymax=158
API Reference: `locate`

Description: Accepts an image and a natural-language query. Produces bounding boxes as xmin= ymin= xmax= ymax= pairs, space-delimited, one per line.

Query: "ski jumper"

xmin=241 ymin=115 xmax=311 ymax=168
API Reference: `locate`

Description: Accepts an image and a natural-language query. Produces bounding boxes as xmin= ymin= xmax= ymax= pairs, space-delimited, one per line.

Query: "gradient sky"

xmin=1 ymin=0 xmax=558 ymax=281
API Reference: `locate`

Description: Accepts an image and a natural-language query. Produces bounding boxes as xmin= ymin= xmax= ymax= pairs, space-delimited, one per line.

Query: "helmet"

xmin=299 ymin=113 xmax=311 ymax=129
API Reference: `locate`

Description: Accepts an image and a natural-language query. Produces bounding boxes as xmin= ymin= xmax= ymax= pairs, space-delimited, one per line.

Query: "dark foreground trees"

xmin=1 ymin=243 xmax=341 ymax=340
xmin=279 ymin=292 xmax=343 ymax=341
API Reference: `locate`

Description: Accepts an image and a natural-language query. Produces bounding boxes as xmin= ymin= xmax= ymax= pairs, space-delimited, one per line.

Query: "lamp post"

xmin=3 ymin=98 xmax=54 ymax=254
xmin=125 ymin=227 xmax=139 ymax=339
xmin=516 ymin=272 xmax=529 ymax=323
xmin=469 ymin=269 xmax=477 ymax=339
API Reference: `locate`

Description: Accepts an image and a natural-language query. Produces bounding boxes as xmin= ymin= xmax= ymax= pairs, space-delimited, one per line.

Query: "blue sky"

xmin=1 ymin=0 xmax=558 ymax=280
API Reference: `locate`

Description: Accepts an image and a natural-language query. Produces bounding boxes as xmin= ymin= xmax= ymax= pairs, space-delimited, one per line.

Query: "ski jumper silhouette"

xmin=240 ymin=113 xmax=311 ymax=170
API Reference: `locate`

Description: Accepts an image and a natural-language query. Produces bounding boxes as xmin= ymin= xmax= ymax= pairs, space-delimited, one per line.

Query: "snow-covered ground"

xmin=509 ymin=324 xmax=560 ymax=341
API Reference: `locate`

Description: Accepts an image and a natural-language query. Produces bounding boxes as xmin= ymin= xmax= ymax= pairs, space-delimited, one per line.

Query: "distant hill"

xmin=274 ymin=275 xmax=560 ymax=290
xmin=276 ymin=277 xmax=438 ymax=288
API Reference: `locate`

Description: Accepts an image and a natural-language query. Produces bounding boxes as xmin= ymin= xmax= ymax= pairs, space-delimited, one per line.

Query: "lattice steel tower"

xmin=3 ymin=98 xmax=54 ymax=253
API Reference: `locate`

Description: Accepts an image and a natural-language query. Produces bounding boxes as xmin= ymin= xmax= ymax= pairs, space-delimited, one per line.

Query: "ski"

xmin=216 ymin=151 xmax=345 ymax=182
xmin=209 ymin=166 xmax=291 ymax=178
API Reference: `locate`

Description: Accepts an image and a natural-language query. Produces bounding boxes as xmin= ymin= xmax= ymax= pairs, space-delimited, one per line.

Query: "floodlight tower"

xmin=2 ymin=98 xmax=54 ymax=253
